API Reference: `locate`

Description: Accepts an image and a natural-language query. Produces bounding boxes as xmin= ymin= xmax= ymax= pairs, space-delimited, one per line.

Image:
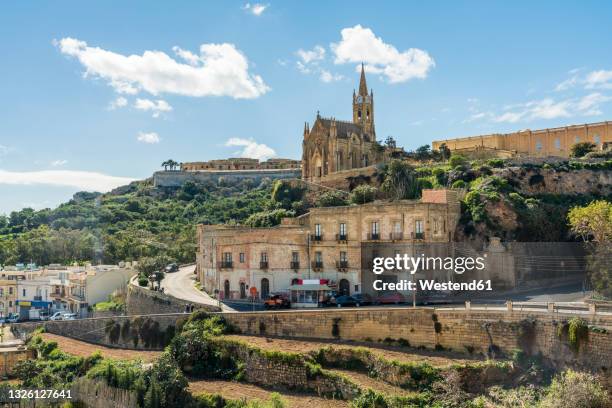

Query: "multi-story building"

xmin=0 ymin=270 xmax=23 ymax=317
xmin=432 ymin=121 xmax=611 ymax=159
xmin=196 ymin=189 xmax=461 ymax=301
xmin=16 ymin=269 xmax=52 ymax=319
xmin=66 ymin=265 xmax=135 ymax=317
xmin=181 ymin=157 xmax=301 ymax=171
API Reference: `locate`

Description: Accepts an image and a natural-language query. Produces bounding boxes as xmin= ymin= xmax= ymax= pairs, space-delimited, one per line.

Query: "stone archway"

xmin=240 ymin=282 xmax=246 ymax=299
xmin=339 ymin=279 xmax=350 ymax=296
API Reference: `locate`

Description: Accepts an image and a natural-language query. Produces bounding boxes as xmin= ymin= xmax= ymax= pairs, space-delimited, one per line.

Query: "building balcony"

xmin=413 ymin=232 xmax=425 ymax=240
xmin=218 ymin=261 xmax=233 ymax=269
xmin=367 ymin=232 xmax=380 ymax=241
xmin=336 ymin=234 xmax=348 ymax=242
xmin=33 ymin=296 xmax=43 ymax=301
xmin=336 ymin=261 xmax=349 ymax=271
xmin=260 ymin=261 xmax=269 ymax=270
xmin=290 ymin=261 xmax=300 ymax=270
xmin=311 ymin=261 xmax=323 ymax=271
xmin=312 ymin=234 xmax=323 ymax=242
xmin=389 ymin=232 xmax=404 ymax=241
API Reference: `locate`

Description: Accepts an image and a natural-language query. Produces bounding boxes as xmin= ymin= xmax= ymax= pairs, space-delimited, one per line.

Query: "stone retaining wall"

xmin=153 ymin=169 xmax=300 ymax=188
xmin=127 ymin=283 xmax=220 ymax=315
xmin=222 ymin=308 xmax=612 ymax=373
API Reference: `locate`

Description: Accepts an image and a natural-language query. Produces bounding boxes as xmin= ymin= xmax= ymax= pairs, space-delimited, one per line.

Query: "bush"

xmin=487 ymin=158 xmax=504 ymax=168
xmin=138 ymin=275 xmax=149 ymax=287
xmin=570 ymin=142 xmax=596 ymax=158
xmin=315 ymin=191 xmax=348 ymax=207
xmin=539 ymin=370 xmax=609 ymax=408
xmin=451 ymin=180 xmax=466 ymax=189
xmin=244 ymin=209 xmax=294 ymax=228
xmin=349 ymin=185 xmax=378 ymax=204
xmin=449 ymin=154 xmax=468 ymax=168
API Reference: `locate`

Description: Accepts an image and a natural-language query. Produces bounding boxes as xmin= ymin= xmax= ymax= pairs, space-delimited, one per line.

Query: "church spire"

xmin=358 ymin=63 xmax=368 ymax=96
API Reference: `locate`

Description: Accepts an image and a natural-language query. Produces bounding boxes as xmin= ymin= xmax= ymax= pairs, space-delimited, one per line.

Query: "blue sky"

xmin=1 ymin=1 xmax=612 ymax=214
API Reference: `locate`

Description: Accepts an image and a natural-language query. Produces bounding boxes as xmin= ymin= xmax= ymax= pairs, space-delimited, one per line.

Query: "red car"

xmin=375 ymin=292 xmax=406 ymax=305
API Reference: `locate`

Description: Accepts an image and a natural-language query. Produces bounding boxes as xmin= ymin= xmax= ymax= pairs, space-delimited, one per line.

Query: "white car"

xmin=49 ymin=312 xmax=66 ymax=320
xmin=62 ymin=313 xmax=77 ymax=320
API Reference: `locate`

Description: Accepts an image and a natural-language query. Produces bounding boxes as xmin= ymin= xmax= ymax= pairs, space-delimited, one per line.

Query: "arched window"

xmin=261 ymin=278 xmax=270 ymax=299
xmin=535 ymin=140 xmax=543 ymax=151
xmin=594 ymin=134 xmax=601 ymax=145
xmin=339 ymin=279 xmax=350 ymax=296
xmin=239 ymin=282 xmax=246 ymax=299
xmin=554 ymin=138 xmax=561 ymax=150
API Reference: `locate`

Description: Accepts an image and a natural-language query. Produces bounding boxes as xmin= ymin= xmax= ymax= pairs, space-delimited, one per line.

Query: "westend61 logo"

xmin=371 ymin=254 xmax=492 ymax=292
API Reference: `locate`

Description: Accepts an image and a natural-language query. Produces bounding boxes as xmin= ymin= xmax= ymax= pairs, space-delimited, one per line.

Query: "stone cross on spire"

xmin=358 ymin=63 xmax=368 ymax=96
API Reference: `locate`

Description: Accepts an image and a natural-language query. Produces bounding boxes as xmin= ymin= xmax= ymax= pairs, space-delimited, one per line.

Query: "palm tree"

xmin=161 ymin=160 xmax=170 ymax=171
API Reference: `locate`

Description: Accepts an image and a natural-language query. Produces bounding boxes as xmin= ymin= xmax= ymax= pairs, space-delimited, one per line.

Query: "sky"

xmin=1 ymin=1 xmax=612 ymax=214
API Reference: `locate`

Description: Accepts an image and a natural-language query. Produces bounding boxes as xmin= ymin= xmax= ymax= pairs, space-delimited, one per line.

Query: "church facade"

xmin=302 ymin=65 xmax=391 ymax=182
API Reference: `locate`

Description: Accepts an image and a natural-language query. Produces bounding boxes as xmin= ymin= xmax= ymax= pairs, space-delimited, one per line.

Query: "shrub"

xmin=244 ymin=209 xmax=294 ymax=227
xmin=570 ymin=142 xmax=596 ymax=158
xmin=487 ymin=158 xmax=504 ymax=168
xmin=449 ymin=154 xmax=468 ymax=168
xmin=451 ymin=180 xmax=466 ymax=189
xmin=315 ymin=191 xmax=348 ymax=207
xmin=349 ymin=185 xmax=378 ymax=204
xmin=539 ymin=370 xmax=609 ymax=408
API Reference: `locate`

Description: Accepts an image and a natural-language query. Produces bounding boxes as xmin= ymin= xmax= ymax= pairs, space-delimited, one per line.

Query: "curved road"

xmin=161 ymin=265 xmax=235 ymax=311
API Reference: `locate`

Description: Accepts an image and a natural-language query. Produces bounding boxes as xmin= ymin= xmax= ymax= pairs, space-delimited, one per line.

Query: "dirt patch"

xmin=223 ymin=334 xmax=480 ymax=367
xmin=188 ymin=379 xmax=348 ymax=408
xmin=40 ymin=333 xmax=161 ymax=362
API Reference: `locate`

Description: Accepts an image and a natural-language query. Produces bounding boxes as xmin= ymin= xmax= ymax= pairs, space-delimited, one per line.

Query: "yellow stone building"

xmin=196 ymin=189 xmax=461 ymax=300
xmin=432 ymin=121 xmax=611 ymax=158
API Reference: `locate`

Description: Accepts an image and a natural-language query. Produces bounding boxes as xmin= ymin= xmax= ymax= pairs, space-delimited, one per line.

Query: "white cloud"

xmin=50 ymin=159 xmax=68 ymax=167
xmin=319 ymin=70 xmax=344 ymax=83
xmin=491 ymin=93 xmax=611 ymax=123
xmin=108 ymin=96 xmax=128 ymax=110
xmin=555 ymin=69 xmax=612 ymax=91
xmin=56 ymin=37 xmax=269 ymax=99
xmin=0 ymin=145 xmax=9 ymax=156
xmin=225 ymin=138 xmax=276 ymax=160
xmin=296 ymin=45 xmax=325 ymax=65
xmin=134 ymin=98 xmax=173 ymax=118
xmin=137 ymin=132 xmax=161 ymax=144
xmin=585 ymin=70 xmax=612 ymax=90
xmin=0 ymin=169 xmax=135 ymax=192
xmin=331 ymin=25 xmax=435 ymax=83
xmin=243 ymin=3 xmax=268 ymax=16
xmin=294 ymin=45 xmax=344 ymax=83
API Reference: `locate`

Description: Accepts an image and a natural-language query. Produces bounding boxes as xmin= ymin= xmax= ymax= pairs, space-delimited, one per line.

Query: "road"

xmin=161 ymin=265 xmax=235 ymax=311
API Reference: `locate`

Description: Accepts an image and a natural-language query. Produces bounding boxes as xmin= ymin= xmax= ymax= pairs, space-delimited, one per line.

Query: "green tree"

xmin=568 ymin=200 xmax=612 ymax=298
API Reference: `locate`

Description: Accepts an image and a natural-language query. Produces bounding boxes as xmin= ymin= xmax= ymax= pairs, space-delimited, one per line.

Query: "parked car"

xmin=49 ymin=311 xmax=65 ymax=321
xmin=5 ymin=313 xmax=19 ymax=323
xmin=333 ymin=295 xmax=359 ymax=307
xmin=352 ymin=293 xmax=373 ymax=306
xmin=263 ymin=294 xmax=290 ymax=310
xmin=375 ymin=292 xmax=406 ymax=305
xmin=165 ymin=263 xmax=179 ymax=273
xmin=62 ymin=313 xmax=77 ymax=320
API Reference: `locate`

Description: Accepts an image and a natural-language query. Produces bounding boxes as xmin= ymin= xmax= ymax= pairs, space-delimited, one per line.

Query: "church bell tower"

xmin=352 ymin=63 xmax=375 ymax=137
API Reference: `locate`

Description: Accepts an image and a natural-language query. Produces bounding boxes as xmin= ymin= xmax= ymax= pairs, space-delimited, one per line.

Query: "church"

xmin=301 ymin=65 xmax=398 ymax=182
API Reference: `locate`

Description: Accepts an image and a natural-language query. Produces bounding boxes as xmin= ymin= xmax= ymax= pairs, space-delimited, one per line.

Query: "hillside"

xmin=0 ymin=177 xmax=274 ymax=266
xmin=1 ymin=156 xmax=610 ymax=267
